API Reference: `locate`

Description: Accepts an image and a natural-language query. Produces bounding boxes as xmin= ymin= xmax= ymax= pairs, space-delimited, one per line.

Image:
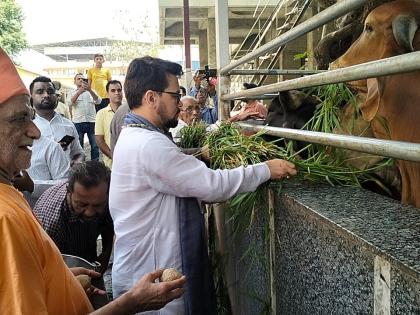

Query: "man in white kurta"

xmin=109 ymin=56 xmax=297 ymax=315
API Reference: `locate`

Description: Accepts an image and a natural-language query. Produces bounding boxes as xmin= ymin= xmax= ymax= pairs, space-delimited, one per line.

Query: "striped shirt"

xmin=33 ymin=182 xmax=114 ymax=262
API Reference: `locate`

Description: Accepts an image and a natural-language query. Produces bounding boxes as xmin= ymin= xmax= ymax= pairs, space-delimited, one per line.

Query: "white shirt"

xmin=68 ymin=89 xmax=101 ymax=123
xmin=110 ymin=127 xmax=270 ymax=314
xmin=28 ymin=136 xmax=70 ymax=181
xmin=169 ymin=119 xmax=187 ymax=143
xmin=34 ymin=113 xmax=84 ymax=161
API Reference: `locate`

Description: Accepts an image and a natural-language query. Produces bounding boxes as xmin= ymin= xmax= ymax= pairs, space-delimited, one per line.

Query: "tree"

xmin=0 ymin=0 xmax=28 ymax=56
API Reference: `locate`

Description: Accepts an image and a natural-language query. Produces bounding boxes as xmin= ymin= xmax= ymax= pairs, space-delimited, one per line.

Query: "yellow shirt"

xmin=95 ymin=105 xmax=115 ymax=169
xmin=87 ymin=67 xmax=111 ymax=98
xmin=0 ymin=184 xmax=93 ymax=315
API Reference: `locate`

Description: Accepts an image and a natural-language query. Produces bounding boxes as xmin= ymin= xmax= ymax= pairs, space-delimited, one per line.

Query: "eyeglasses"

xmin=155 ymin=90 xmax=182 ymax=104
xmin=181 ymin=107 xmax=200 ymax=114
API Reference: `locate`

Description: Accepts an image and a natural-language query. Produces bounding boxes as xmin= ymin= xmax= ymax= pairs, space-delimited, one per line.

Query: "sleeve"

xmin=189 ymin=85 xmax=198 ymax=97
xmin=94 ymin=96 xmax=102 ymax=105
xmin=33 ymin=195 xmax=65 ymax=251
xmin=46 ymin=142 xmax=70 ymax=180
xmin=142 ymin=136 xmax=271 ymax=203
xmin=95 ymin=111 xmax=105 ymax=136
xmin=106 ymin=69 xmax=112 ymax=80
xmin=212 ymin=98 xmax=218 ymax=123
xmin=0 ymin=214 xmax=49 ymax=314
xmin=67 ymin=90 xmax=76 ymax=105
xmin=69 ymin=125 xmax=85 ymax=158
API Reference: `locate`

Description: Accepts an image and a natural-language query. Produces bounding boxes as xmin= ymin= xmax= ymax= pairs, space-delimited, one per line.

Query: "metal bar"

xmin=183 ymin=0 xmax=192 ymax=90
xmin=229 ymin=69 xmax=326 ymax=75
xmin=238 ymin=123 xmax=420 ymax=162
xmin=216 ymin=0 xmax=231 ymax=121
xmin=258 ymin=0 xmax=313 ymax=85
xmin=222 ymin=51 xmax=420 ymax=101
xmin=220 ymin=0 xmax=368 ymax=75
xmin=232 ymin=0 xmax=279 ymax=60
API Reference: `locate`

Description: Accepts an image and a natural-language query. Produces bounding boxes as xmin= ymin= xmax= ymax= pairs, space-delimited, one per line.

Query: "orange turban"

xmin=0 ymin=48 xmax=29 ymax=104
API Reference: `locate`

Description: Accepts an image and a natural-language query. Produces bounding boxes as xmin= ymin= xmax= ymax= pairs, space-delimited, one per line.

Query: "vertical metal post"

xmin=183 ymin=0 xmax=192 ymax=90
xmin=215 ymin=0 xmax=230 ymax=121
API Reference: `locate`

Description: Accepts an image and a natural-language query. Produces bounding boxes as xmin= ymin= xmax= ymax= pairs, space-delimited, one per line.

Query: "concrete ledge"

xmin=274 ymin=181 xmax=419 ymax=314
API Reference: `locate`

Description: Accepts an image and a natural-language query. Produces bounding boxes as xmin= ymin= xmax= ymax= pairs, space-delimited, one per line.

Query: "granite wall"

xmin=228 ymin=181 xmax=419 ymax=314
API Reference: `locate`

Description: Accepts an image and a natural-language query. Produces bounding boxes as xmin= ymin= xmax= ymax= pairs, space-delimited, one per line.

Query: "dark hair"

xmin=243 ymin=82 xmax=258 ymax=90
xmin=68 ymin=160 xmax=111 ymax=192
xmin=180 ymin=86 xmax=186 ymax=95
xmin=52 ymin=81 xmax=61 ymax=90
xmin=106 ymin=80 xmax=122 ymax=92
xmin=74 ymin=73 xmax=84 ymax=80
xmin=29 ymin=76 xmax=53 ymax=94
xmin=94 ymin=53 xmax=104 ymax=59
xmin=124 ymin=56 xmax=184 ymax=109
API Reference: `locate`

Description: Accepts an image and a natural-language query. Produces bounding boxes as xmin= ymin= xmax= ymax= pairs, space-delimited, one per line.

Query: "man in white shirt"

xmin=28 ymin=135 xmax=70 ymax=182
xmin=69 ymin=73 xmax=101 ymax=161
xmin=110 ymin=56 xmax=297 ymax=314
xmin=25 ymin=135 xmax=70 ymax=207
xmin=30 ymin=76 xmax=84 ymax=166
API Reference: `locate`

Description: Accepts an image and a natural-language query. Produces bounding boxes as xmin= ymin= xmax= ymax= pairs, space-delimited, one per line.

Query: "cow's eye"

xmin=365 ymin=23 xmax=373 ymax=33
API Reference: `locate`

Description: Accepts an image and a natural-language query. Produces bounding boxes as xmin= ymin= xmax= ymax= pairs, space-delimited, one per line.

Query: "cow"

xmin=264 ymin=90 xmax=319 ymax=158
xmin=331 ymin=0 xmax=420 ymax=208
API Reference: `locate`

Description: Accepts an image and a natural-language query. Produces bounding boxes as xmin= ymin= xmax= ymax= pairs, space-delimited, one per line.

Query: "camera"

xmin=82 ymin=78 xmax=88 ymax=83
xmin=198 ymin=65 xmax=217 ymax=81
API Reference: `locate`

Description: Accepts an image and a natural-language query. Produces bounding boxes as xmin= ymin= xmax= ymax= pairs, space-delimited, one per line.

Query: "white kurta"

xmin=110 ymin=127 xmax=270 ymax=315
xmin=34 ymin=113 xmax=84 ymax=161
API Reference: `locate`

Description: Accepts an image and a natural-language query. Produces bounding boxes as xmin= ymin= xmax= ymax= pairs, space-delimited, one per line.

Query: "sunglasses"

xmin=155 ymin=90 xmax=182 ymax=103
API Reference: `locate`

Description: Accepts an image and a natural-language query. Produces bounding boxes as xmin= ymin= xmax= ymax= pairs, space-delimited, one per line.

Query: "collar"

xmin=35 ymin=112 xmax=60 ymax=122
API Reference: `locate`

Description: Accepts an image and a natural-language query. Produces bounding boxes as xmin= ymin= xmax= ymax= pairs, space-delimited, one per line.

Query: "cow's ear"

xmin=361 ymin=78 xmax=381 ymax=121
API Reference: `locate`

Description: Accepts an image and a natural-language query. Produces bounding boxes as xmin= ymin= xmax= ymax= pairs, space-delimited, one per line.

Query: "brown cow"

xmin=332 ymin=0 xmax=420 ymax=208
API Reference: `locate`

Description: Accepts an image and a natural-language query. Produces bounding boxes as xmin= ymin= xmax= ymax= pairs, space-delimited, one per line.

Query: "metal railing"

xmin=215 ymin=0 xmax=420 ymax=163
xmin=222 ymin=52 xmax=420 ymax=100
xmin=238 ymin=123 xmax=420 ymax=163
xmin=220 ymin=0 xmax=369 ymax=75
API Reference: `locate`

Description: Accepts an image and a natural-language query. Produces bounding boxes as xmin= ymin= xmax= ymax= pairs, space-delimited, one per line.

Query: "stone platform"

xmin=228 ymin=181 xmax=419 ymax=314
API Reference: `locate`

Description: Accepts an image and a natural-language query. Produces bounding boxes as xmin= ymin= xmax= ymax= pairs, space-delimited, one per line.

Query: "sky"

xmin=16 ymin=0 xmax=160 ymax=45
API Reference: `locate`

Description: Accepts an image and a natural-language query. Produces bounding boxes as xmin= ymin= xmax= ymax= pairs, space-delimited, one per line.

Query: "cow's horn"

xmin=392 ymin=15 xmax=418 ymax=52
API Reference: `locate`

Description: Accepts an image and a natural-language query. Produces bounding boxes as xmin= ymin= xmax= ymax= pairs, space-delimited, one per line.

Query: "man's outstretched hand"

xmin=265 ymin=159 xmax=297 ymax=180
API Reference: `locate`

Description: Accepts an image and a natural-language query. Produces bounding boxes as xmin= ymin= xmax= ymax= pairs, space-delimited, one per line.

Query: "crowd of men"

xmin=0 ymin=47 xmax=296 ymax=314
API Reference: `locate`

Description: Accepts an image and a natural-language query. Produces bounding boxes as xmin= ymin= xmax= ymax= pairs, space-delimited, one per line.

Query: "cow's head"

xmin=331 ymin=0 xmax=420 ymax=121
xmin=265 ymin=90 xmax=319 ymax=130
xmin=331 ymin=0 xmax=420 ymax=70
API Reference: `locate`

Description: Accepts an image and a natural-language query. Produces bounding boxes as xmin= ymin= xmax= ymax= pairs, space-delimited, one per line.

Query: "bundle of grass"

xmin=178 ymin=121 xmax=207 ymax=149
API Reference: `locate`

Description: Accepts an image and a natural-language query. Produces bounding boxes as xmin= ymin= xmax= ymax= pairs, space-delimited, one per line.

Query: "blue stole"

xmin=124 ymin=112 xmax=216 ymax=314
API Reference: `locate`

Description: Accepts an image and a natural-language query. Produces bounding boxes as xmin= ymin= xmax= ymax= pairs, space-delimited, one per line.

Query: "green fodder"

xmin=178 ymin=121 xmax=208 ymax=149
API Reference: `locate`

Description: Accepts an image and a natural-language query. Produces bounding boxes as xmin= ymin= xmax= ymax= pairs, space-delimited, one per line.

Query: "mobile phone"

xmin=59 ymin=135 xmax=75 ymax=146
xmin=198 ymin=66 xmax=217 ymax=80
